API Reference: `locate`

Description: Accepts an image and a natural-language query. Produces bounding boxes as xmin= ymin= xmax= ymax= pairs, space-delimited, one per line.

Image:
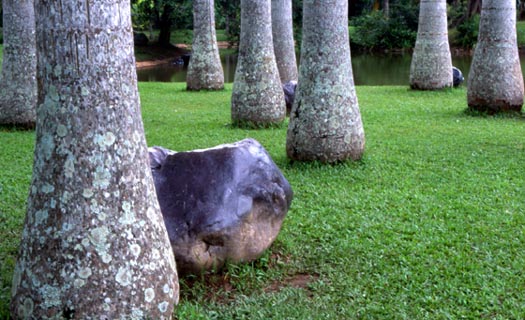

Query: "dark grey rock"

xmin=453 ymin=66 xmax=464 ymax=87
xmin=133 ymin=32 xmax=149 ymax=46
xmin=149 ymin=139 xmax=293 ymax=275
xmin=283 ymin=80 xmax=297 ymax=115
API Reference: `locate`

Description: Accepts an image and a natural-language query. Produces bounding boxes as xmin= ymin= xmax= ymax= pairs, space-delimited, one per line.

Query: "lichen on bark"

xmin=10 ymin=1 xmax=179 ymax=318
xmin=186 ymin=0 xmax=224 ymax=91
xmin=286 ymin=0 xmax=365 ymax=163
xmin=410 ymin=0 xmax=453 ymax=90
xmin=231 ymin=0 xmax=286 ymax=127
xmin=467 ymin=0 xmax=524 ymax=113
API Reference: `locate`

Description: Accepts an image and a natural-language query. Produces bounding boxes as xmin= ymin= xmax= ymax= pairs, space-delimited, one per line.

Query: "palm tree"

xmin=271 ymin=0 xmax=298 ymax=83
xmin=286 ymin=0 xmax=365 ymax=162
xmin=10 ymin=1 xmax=179 ymax=318
xmin=231 ymin=0 xmax=285 ymax=127
xmin=467 ymin=0 xmax=524 ymax=113
xmin=186 ymin=0 xmax=224 ymax=90
xmin=0 ymin=0 xmax=37 ymax=127
xmin=409 ymin=0 xmax=452 ymax=90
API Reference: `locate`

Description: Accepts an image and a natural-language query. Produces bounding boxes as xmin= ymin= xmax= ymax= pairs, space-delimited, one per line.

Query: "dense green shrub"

xmin=452 ymin=15 xmax=479 ymax=49
xmin=351 ymin=3 xmax=418 ymax=51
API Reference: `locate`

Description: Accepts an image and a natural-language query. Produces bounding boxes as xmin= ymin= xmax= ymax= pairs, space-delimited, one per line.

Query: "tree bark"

xmin=271 ymin=0 xmax=298 ymax=83
xmin=0 ymin=0 xmax=37 ymax=127
xmin=467 ymin=0 xmax=524 ymax=113
xmin=186 ymin=0 xmax=224 ymax=90
xmin=410 ymin=0 xmax=453 ymax=90
xmin=231 ymin=0 xmax=285 ymax=127
xmin=286 ymin=0 xmax=365 ymax=163
xmin=10 ymin=1 xmax=179 ymax=318
xmin=158 ymin=4 xmax=173 ymax=47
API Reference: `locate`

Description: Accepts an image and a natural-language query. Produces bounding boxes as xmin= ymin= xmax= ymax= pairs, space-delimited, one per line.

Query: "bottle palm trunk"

xmin=10 ymin=1 xmax=178 ymax=318
xmin=286 ymin=0 xmax=365 ymax=162
xmin=231 ymin=0 xmax=286 ymax=127
xmin=186 ymin=0 xmax=224 ymax=91
xmin=410 ymin=0 xmax=453 ymax=90
xmin=271 ymin=0 xmax=298 ymax=83
xmin=467 ymin=0 xmax=524 ymax=113
xmin=0 ymin=0 xmax=37 ymax=127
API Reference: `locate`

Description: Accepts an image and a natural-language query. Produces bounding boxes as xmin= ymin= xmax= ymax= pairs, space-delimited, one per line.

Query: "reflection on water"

xmin=136 ymin=52 xmax=524 ymax=86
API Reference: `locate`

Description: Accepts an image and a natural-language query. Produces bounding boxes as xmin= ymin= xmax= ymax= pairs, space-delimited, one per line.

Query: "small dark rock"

xmin=453 ymin=66 xmax=464 ymax=87
xmin=149 ymin=139 xmax=293 ymax=275
xmin=133 ymin=32 xmax=149 ymax=46
xmin=283 ymin=80 xmax=297 ymax=115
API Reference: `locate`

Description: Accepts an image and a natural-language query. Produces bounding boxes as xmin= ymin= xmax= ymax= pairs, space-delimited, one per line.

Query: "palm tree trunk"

xmin=410 ymin=0 xmax=452 ymax=90
xmin=0 ymin=0 xmax=37 ymax=127
xmin=271 ymin=0 xmax=298 ymax=83
xmin=467 ymin=0 xmax=524 ymax=113
xmin=186 ymin=0 xmax=224 ymax=90
xmin=231 ymin=0 xmax=285 ymax=127
xmin=10 ymin=1 xmax=179 ymax=318
xmin=286 ymin=0 xmax=365 ymax=163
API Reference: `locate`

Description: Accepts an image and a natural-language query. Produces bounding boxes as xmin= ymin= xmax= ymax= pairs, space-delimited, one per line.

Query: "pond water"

xmin=136 ymin=52 xmax=523 ymax=86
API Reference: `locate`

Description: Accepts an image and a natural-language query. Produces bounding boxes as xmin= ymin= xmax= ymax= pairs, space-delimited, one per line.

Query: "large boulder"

xmin=149 ymin=139 xmax=293 ymax=275
xmin=283 ymin=80 xmax=297 ymax=115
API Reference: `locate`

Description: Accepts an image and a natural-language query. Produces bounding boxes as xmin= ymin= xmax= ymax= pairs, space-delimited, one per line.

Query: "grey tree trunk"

xmin=286 ymin=0 xmax=365 ymax=163
xmin=467 ymin=0 xmax=524 ymax=113
xmin=409 ymin=0 xmax=452 ymax=90
xmin=271 ymin=0 xmax=298 ymax=83
xmin=231 ymin=0 xmax=286 ymax=127
xmin=10 ymin=1 xmax=179 ymax=319
xmin=186 ymin=0 xmax=224 ymax=91
xmin=0 ymin=0 xmax=37 ymax=127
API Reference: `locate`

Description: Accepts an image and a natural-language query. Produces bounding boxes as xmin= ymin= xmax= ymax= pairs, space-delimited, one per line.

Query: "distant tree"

xmin=271 ymin=0 xmax=298 ymax=83
xmin=216 ymin=0 xmax=240 ymax=45
xmin=131 ymin=0 xmax=192 ymax=47
xmin=0 ymin=0 xmax=37 ymax=127
xmin=10 ymin=0 xmax=179 ymax=318
xmin=186 ymin=0 xmax=224 ymax=90
xmin=409 ymin=0 xmax=452 ymax=90
xmin=467 ymin=0 xmax=524 ymax=113
xmin=287 ymin=0 xmax=365 ymax=163
xmin=231 ymin=0 xmax=285 ymax=127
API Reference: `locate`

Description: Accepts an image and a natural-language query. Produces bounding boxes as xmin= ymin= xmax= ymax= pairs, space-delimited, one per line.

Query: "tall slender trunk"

xmin=231 ymin=0 xmax=285 ymax=127
xmin=0 ymin=0 xmax=37 ymax=127
xmin=186 ymin=0 xmax=224 ymax=90
xmin=10 ymin=1 xmax=179 ymax=318
xmin=286 ymin=0 xmax=365 ymax=163
xmin=271 ymin=0 xmax=298 ymax=83
xmin=467 ymin=0 xmax=524 ymax=113
xmin=409 ymin=0 xmax=452 ymax=90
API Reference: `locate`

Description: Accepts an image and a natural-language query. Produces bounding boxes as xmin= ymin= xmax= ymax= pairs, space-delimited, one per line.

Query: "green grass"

xmin=2 ymin=84 xmax=525 ymax=318
xmin=517 ymin=21 xmax=525 ymax=47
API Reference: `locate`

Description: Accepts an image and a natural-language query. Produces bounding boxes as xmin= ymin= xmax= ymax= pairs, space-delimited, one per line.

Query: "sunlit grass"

xmin=2 ymin=83 xmax=525 ymax=318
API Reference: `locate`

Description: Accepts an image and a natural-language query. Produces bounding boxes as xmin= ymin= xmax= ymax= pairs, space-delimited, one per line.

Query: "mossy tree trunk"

xmin=467 ymin=0 xmax=524 ymax=113
xmin=186 ymin=0 xmax=224 ymax=91
xmin=271 ymin=0 xmax=298 ymax=83
xmin=231 ymin=0 xmax=285 ymax=127
xmin=286 ymin=0 xmax=365 ymax=163
xmin=0 ymin=0 xmax=37 ymax=127
xmin=10 ymin=1 xmax=179 ymax=318
xmin=409 ymin=0 xmax=452 ymax=90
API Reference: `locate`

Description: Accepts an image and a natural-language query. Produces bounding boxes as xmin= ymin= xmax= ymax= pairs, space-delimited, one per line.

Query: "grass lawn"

xmin=1 ymin=83 xmax=525 ymax=318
